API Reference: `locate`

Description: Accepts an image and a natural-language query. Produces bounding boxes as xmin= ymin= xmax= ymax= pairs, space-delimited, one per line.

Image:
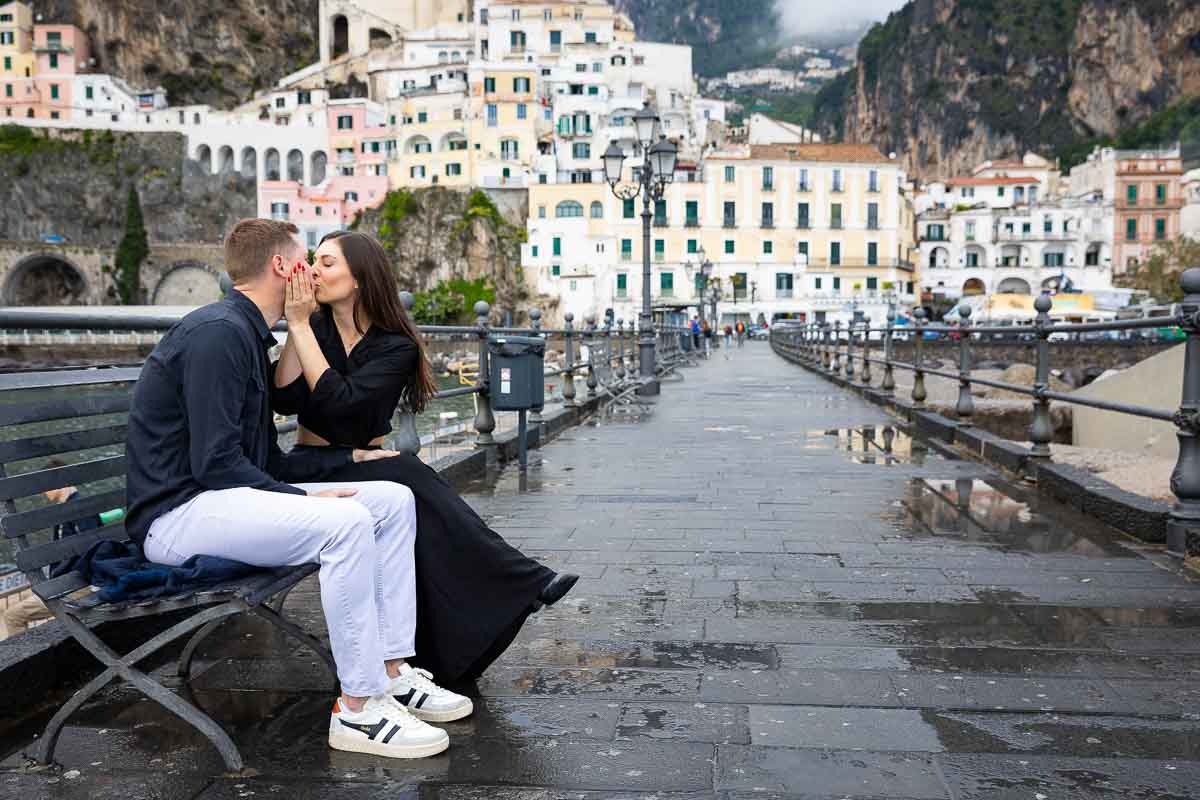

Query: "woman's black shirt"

xmin=271 ymin=311 xmax=418 ymax=449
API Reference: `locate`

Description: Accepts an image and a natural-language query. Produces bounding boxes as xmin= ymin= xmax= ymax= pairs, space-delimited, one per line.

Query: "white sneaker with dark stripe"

xmin=328 ymin=694 xmax=449 ymax=759
xmin=388 ymin=663 xmax=474 ymax=723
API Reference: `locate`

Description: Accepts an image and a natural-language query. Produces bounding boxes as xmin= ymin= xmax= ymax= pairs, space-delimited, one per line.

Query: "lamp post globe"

xmin=602 ymin=141 xmax=625 ymax=185
xmin=632 ymin=104 xmax=660 ymax=145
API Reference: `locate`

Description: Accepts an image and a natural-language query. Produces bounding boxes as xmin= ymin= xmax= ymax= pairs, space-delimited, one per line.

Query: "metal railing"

xmin=768 ymin=268 xmax=1200 ymax=559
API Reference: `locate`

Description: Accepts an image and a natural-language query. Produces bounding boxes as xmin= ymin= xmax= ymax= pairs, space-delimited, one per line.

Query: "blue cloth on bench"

xmin=77 ymin=540 xmax=262 ymax=604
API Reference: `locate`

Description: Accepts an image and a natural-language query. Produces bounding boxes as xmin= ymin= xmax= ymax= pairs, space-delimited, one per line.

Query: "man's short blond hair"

xmin=224 ymin=218 xmax=301 ymax=283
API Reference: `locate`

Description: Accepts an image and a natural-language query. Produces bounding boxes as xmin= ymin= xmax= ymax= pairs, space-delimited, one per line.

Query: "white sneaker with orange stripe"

xmin=328 ymin=694 xmax=449 ymax=759
xmin=387 ymin=662 xmax=474 ymax=723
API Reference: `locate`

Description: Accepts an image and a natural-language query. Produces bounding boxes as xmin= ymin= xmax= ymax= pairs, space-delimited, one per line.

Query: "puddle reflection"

xmin=802 ymin=426 xmax=934 ymax=466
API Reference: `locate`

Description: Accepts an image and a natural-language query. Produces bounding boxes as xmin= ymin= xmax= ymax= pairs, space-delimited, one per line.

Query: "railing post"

xmin=912 ymin=308 xmax=927 ymax=406
xmin=861 ymin=321 xmax=872 ymax=385
xmin=845 ymin=321 xmax=856 ymax=380
xmin=831 ymin=321 xmax=842 ymax=373
xmin=562 ymin=312 xmax=577 ymax=407
xmin=882 ymin=307 xmax=896 ymax=396
xmin=473 ymin=300 xmax=496 ymax=446
xmin=393 ymin=291 xmax=422 ymax=455
xmin=585 ymin=313 xmax=599 ymax=397
xmin=1029 ymin=293 xmax=1054 ymax=469
xmin=956 ymin=306 xmax=974 ymax=426
xmin=1169 ymin=269 xmax=1200 ymax=558
xmin=529 ymin=308 xmax=544 ymax=425
xmin=616 ymin=319 xmax=627 ymax=380
xmin=822 ymin=324 xmax=832 ymax=371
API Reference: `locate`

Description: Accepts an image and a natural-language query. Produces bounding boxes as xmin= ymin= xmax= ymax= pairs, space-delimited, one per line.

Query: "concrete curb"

xmin=773 ymin=343 xmax=1171 ymax=545
xmin=0 ymin=393 xmax=609 ymax=734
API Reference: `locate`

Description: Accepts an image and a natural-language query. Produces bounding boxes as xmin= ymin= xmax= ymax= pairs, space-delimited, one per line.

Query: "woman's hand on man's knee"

xmin=353 ymin=449 xmax=401 ymax=463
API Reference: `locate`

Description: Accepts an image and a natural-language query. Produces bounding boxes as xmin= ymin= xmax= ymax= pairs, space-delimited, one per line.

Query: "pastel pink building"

xmin=0 ymin=18 xmax=89 ymax=120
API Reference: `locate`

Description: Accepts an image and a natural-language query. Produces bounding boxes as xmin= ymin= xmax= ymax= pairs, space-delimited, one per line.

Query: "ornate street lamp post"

xmin=603 ymin=105 xmax=678 ymax=396
xmin=696 ymin=245 xmax=713 ymax=328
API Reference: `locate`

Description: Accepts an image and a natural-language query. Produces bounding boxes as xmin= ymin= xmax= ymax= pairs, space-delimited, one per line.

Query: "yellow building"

xmin=525 ymin=143 xmax=918 ymax=327
xmin=0 ymin=2 xmax=35 ymax=81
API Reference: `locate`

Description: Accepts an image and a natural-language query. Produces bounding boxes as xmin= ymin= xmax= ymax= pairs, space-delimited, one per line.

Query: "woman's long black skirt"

xmin=309 ymin=449 xmax=555 ymax=683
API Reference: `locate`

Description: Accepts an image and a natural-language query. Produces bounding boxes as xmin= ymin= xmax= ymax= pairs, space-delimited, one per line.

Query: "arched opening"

xmin=962 ymin=278 xmax=986 ymax=296
xmin=963 ymin=244 xmax=986 ymax=268
xmin=440 ymin=132 xmax=467 ymax=152
xmin=996 ymin=277 xmax=1032 ymax=295
xmin=153 ymin=261 xmax=220 ymax=305
xmin=928 ymin=246 xmax=949 ymax=268
xmin=310 ymin=151 xmax=327 ymax=185
xmin=4 ymin=254 xmax=88 ymax=305
xmin=556 ymin=200 xmax=584 ymax=218
xmin=1042 ymin=245 xmax=1067 ymax=268
xmin=450 ymin=51 xmax=462 ymax=63
xmin=999 ymin=244 xmax=1022 ymax=267
xmin=406 ymin=135 xmax=432 ymax=154
xmin=438 ymin=51 xmax=449 ymax=64
xmin=1085 ymin=242 xmax=1103 ymax=267
xmin=369 ymin=28 xmax=393 ymax=49
xmin=240 ymin=146 xmax=258 ymax=178
xmin=194 ymin=144 xmax=212 ymax=174
xmin=286 ymin=148 xmax=304 ymax=182
xmin=1041 ymin=275 xmax=1066 ymax=292
xmin=331 ymin=15 xmax=349 ymax=60
xmin=264 ymin=148 xmax=280 ymax=181
xmin=217 ymin=145 xmax=235 ymax=174
xmin=590 ymin=201 xmax=603 ymax=219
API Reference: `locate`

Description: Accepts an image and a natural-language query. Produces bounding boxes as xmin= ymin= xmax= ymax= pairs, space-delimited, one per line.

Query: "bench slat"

xmin=0 ymin=392 xmax=132 ymax=427
xmin=33 ymin=570 xmax=90 ymax=601
xmin=0 ymin=456 xmax=126 ymax=501
xmin=2 ymin=488 xmax=126 ymax=538
xmin=16 ymin=523 xmax=130 ymax=572
xmin=0 ymin=424 xmax=128 ymax=465
xmin=0 ymin=367 xmax=140 ymax=392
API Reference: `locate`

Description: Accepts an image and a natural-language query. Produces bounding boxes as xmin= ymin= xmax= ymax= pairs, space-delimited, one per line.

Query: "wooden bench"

xmin=0 ymin=367 xmax=334 ymax=772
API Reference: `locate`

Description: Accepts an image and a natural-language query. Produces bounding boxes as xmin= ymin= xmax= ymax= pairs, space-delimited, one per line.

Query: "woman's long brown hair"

xmin=318 ymin=230 xmax=437 ymax=413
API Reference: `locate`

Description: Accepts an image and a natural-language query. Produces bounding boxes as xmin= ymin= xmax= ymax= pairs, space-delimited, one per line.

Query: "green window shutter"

xmin=660 ymin=272 xmax=673 ymax=290
xmin=531 ymin=245 xmax=538 ymax=257
xmin=617 ymin=273 xmax=627 ymax=289
xmin=623 ymin=198 xmax=635 ymax=219
xmin=687 ymin=239 xmax=697 ymax=253
xmin=1126 ymin=219 xmax=1137 ymax=241
xmin=686 ymin=200 xmax=698 ymax=219
xmin=724 ymin=240 xmax=734 ymax=254
xmin=1127 ymin=184 xmax=1138 ymax=204
xmin=552 ymin=265 xmax=560 ymax=276
xmin=655 ymin=239 xmax=665 ymax=253
xmin=621 ymin=238 xmax=632 ymax=253
xmin=1157 ymin=184 xmax=1167 ymax=203
xmin=1156 ymin=218 xmax=1166 ymax=240
xmin=867 ymin=277 xmax=878 ymax=290
xmin=763 ymin=241 xmax=773 ymax=254
xmin=553 ymin=237 xmax=561 ymax=256
xmin=833 ymin=277 xmax=841 ymax=290
xmin=724 ymin=166 xmax=734 ymax=182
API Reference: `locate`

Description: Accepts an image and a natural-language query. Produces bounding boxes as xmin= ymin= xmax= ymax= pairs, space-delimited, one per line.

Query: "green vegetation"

xmin=456 ymin=190 xmax=526 ymax=244
xmin=725 ymin=91 xmax=817 ymax=128
xmin=410 ymin=277 xmax=495 ymax=325
xmin=1059 ymin=96 xmax=1200 ymax=170
xmin=1115 ymin=237 xmax=1200 ymax=303
xmin=616 ymin=0 xmax=782 ymax=77
xmin=113 ymin=185 xmax=148 ymax=305
xmin=377 ymin=189 xmax=420 ymax=251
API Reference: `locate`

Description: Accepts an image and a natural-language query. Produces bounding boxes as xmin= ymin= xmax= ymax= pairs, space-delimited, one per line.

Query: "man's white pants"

xmin=143 ymin=481 xmax=416 ymax=698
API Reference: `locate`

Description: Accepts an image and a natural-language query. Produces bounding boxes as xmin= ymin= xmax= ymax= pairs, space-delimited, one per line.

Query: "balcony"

xmin=776 ymin=289 xmax=794 ymax=299
xmin=923 ymin=233 xmax=948 ymax=242
xmin=762 ymin=182 xmax=774 ymax=192
xmin=761 ymin=220 xmax=775 ymax=229
xmin=722 ymin=219 xmax=737 ymax=229
xmin=832 ymin=184 xmax=844 ymax=193
xmin=620 ymin=251 xmax=633 ymax=262
xmin=830 ymin=220 xmax=844 ymax=230
xmin=797 ymin=183 xmax=811 ymax=192
xmin=684 ymin=218 xmax=700 ymax=228
xmin=796 ymin=220 xmax=811 ymax=230
xmin=801 ymin=258 xmax=916 ymax=272
xmin=34 ymin=42 xmax=73 ymax=54
xmin=993 ymin=229 xmax=1074 ymax=242
xmin=867 ymin=220 xmax=879 ymax=230
xmin=654 ymin=252 xmax=666 ymax=262
xmin=653 ymin=218 xmax=669 ymax=228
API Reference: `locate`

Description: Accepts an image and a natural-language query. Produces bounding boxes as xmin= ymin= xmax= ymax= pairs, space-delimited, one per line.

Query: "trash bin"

xmin=488 ymin=335 xmax=545 ymax=412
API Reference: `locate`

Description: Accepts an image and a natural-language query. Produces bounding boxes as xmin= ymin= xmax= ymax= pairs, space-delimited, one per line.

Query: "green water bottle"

xmin=99 ymin=508 xmax=125 ymax=525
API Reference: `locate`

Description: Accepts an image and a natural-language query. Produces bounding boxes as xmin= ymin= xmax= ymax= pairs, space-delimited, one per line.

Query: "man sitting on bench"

xmin=124 ymin=218 xmax=471 ymax=760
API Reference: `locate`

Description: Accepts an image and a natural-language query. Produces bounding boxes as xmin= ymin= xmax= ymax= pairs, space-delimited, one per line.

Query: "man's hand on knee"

xmin=312 ymin=488 xmax=359 ymax=498
xmin=353 ymin=449 xmax=401 ymax=463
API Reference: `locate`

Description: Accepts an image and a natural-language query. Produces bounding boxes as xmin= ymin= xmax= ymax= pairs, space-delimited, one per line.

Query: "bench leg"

xmin=40 ymin=605 xmax=248 ymax=773
xmin=178 ymin=618 xmax=228 ymax=678
xmin=250 ymin=604 xmax=338 ymax=684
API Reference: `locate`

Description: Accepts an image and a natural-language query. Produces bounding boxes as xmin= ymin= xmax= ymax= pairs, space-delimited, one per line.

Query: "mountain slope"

xmin=612 ymin=0 xmax=781 ymax=77
xmin=814 ymin=0 xmax=1200 ymax=178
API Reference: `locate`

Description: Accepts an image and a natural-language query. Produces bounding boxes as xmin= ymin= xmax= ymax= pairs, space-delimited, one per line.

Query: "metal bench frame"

xmin=1 ymin=368 xmax=335 ymax=773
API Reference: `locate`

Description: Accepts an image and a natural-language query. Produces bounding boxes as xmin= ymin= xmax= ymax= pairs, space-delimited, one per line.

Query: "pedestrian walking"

xmin=723 ymin=324 xmax=733 ymax=358
xmin=736 ymin=320 xmax=746 ymax=348
xmin=701 ymin=319 xmax=713 ymax=358
xmin=690 ymin=316 xmax=701 ymax=351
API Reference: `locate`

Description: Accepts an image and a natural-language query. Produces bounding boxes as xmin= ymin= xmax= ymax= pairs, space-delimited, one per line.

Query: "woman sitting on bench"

xmin=271 ymin=230 xmax=578 ymax=685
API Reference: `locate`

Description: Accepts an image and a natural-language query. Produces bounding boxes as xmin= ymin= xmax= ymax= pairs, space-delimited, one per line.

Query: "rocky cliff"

xmin=814 ymin=0 xmax=1200 ymax=179
xmin=36 ymin=0 xmax=319 ymax=106
xmin=0 ymin=126 xmax=254 ymax=244
xmin=612 ymin=0 xmax=779 ymax=77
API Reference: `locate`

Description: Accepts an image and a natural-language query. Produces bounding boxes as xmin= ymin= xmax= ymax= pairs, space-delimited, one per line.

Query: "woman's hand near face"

xmin=284 ymin=261 xmax=318 ymax=328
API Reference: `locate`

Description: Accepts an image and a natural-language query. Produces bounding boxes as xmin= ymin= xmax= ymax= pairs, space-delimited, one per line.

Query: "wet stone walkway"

xmin=7 ymin=343 xmax=1200 ymax=799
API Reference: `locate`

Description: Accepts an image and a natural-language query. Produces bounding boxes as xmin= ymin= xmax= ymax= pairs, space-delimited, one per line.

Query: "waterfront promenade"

xmin=6 ymin=342 xmax=1200 ymax=798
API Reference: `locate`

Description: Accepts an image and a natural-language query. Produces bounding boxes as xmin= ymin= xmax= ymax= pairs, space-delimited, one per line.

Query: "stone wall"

xmin=891 ymin=340 xmax=1177 ymax=372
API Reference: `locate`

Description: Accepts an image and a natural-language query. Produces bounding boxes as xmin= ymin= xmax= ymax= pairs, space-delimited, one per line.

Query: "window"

xmin=0 ymin=33 xmax=12 ymax=46
xmin=0 ymin=13 xmax=10 ymax=21
xmin=654 ymin=239 xmax=665 ymax=262
xmin=687 ymin=239 xmax=698 ymax=254
xmin=1044 ymin=217 xmax=1053 ymax=233
xmin=484 ymin=77 xmax=496 ymax=93
xmin=724 ymin=240 xmax=735 ymax=255
xmin=511 ymin=77 xmax=530 ymax=93
xmin=617 ymin=273 xmax=628 ymax=296
xmin=798 ymin=241 xmax=809 ymax=260
xmin=550 ymin=30 xmax=561 ymax=51
xmin=572 ymin=142 xmax=590 ymax=159
xmin=1085 ymin=248 xmax=1100 ymax=266
xmin=660 ymin=272 xmax=673 ymax=295
xmin=510 ymin=30 xmax=526 ymax=51
xmin=965 ymin=250 xmax=979 ymax=267
xmin=763 ymin=240 xmax=773 ymax=255
xmin=544 ymin=9 xmax=552 ymax=20
xmin=556 ymin=201 xmax=584 ymax=218
xmin=270 ymin=202 xmax=289 ymax=219
xmin=633 ymin=55 xmax=645 ymax=65
xmin=761 ymin=202 xmax=774 ymax=227
xmin=417 ymin=111 xmax=427 ymax=123
xmin=448 ymin=138 xmax=467 ymax=151
xmin=831 ymin=203 xmax=842 ymax=229
xmin=733 ymin=273 xmax=748 ymax=299
xmin=833 ymin=277 xmax=841 ymax=291
xmin=685 ymin=200 xmax=698 ymax=226
xmin=3 ymin=57 xmax=10 ymax=70
xmin=1022 ymin=222 xmax=1031 ymax=234
xmin=298 ymin=90 xmax=311 ymax=105
xmin=867 ymin=242 xmax=878 ymax=266
xmin=867 ymin=203 xmax=879 ymax=230
xmin=832 ymin=169 xmax=843 ymax=192
xmin=621 ymin=239 xmax=632 ymax=261
xmin=409 ymin=166 xmax=425 ymax=178
xmin=551 ymin=265 xmax=560 ymax=276
xmin=538 ymin=205 xmax=546 ymax=219
xmin=553 ymin=237 xmax=562 ymax=256
xmin=49 ymin=84 xmax=59 ymax=100
xmin=867 ymin=277 xmax=878 ymax=291
xmin=797 ymin=203 xmax=810 ymax=229
xmin=998 ymin=186 xmax=1005 ymax=197
xmin=762 ymin=166 xmax=773 ymax=190
xmin=512 ymin=8 xmax=520 ymax=19
xmin=1156 ymin=218 xmax=1167 ymax=240
xmin=798 ymin=168 xmax=809 ymax=191
xmin=1127 ymin=184 xmax=1138 ymax=205
xmin=48 ymin=53 xmax=58 ymax=70
xmin=724 ymin=165 xmax=735 ymax=182
xmin=830 ymin=242 xmax=841 ymax=265
xmin=1126 ymin=218 xmax=1137 ymax=241
xmin=487 ymin=104 xmax=497 ymax=127
xmin=965 ymin=221 xmax=976 ymax=241
xmin=4 ymin=85 xmax=11 ymax=98
xmin=84 ymin=85 xmax=93 ymax=100
xmin=587 ymin=85 xmax=599 ymax=95
xmin=275 ymin=97 xmax=286 ymax=108
xmin=654 ymin=199 xmax=666 ymax=226
xmin=1044 ymin=251 xmax=1064 ymax=267
xmin=590 ymin=201 xmax=603 ymax=219
xmin=623 ymin=198 xmax=635 ymax=219
xmin=586 ymin=32 xmax=597 ymax=43
xmin=446 ymin=163 xmax=462 ymax=176
xmin=775 ymin=273 xmax=793 ymax=297
xmin=344 ymin=191 xmax=359 ymax=202
xmin=814 ymin=277 xmax=822 ymax=290
xmin=49 ymin=110 xmax=58 ymax=119
xmin=337 ymin=114 xmax=353 ymax=130
xmin=575 ymin=64 xmax=586 ymax=73
xmin=723 ymin=201 xmax=736 ymax=227
xmin=517 ymin=103 xmax=526 ymax=120
xmin=1157 ymin=183 xmax=1167 ymax=205
xmin=869 ymin=170 xmax=879 ymax=192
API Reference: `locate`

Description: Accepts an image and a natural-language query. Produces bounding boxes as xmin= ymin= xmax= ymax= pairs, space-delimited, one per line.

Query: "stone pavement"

xmin=7 ymin=342 xmax=1200 ymax=798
